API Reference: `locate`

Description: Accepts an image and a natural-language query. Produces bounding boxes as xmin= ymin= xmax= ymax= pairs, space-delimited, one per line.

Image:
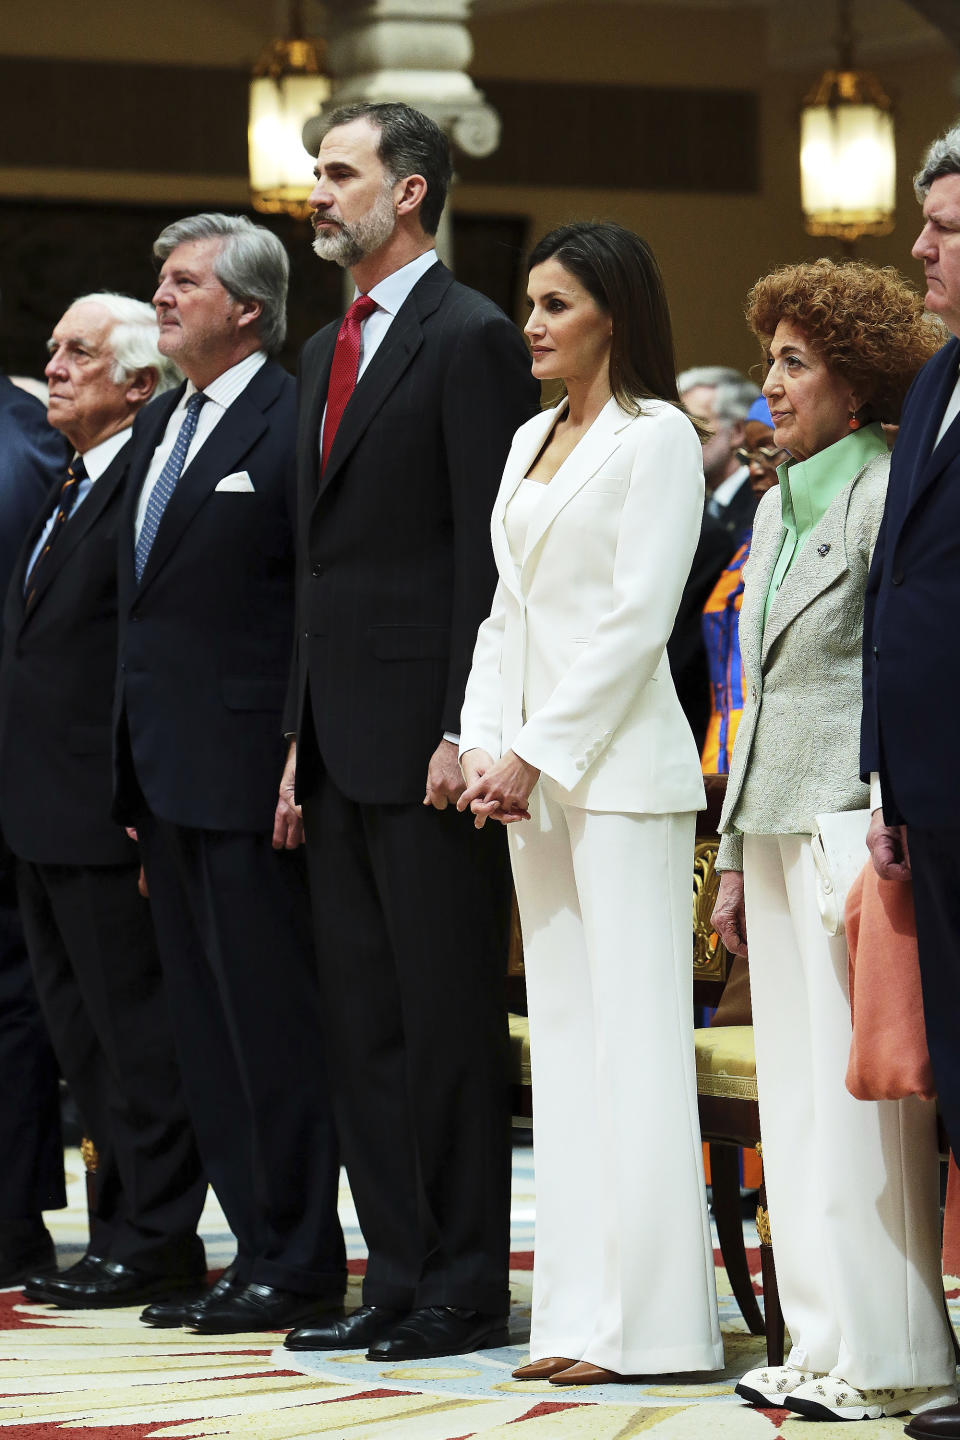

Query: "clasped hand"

xmin=457 ymin=748 xmax=539 ymax=829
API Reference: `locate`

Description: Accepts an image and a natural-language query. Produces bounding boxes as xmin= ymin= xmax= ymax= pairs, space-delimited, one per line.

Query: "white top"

xmin=133 ymin=349 xmax=268 ymax=543
xmin=503 ymin=477 xmax=546 ymax=572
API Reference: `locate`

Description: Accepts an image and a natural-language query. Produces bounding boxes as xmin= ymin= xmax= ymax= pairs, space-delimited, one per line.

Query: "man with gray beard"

xmin=280 ymin=102 xmax=539 ymax=1361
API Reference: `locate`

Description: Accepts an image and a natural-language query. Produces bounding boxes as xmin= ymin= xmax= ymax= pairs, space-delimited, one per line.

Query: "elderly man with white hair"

xmin=0 ymin=293 xmax=210 ymax=1306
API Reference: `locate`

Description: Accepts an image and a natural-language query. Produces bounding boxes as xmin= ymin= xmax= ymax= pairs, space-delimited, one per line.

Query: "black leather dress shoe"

xmin=367 ymin=1306 xmax=510 ymax=1360
xmin=140 ymin=1262 xmax=243 ymax=1328
xmin=0 ymin=1225 xmax=55 ymax=1289
xmin=41 ymin=1259 xmax=206 ymax=1309
xmin=285 ymin=1305 xmax=404 ymax=1351
xmin=905 ymin=1402 xmax=960 ymax=1437
xmin=191 ymin=1282 xmax=345 ymax=1335
xmin=22 ymin=1253 xmax=106 ymax=1302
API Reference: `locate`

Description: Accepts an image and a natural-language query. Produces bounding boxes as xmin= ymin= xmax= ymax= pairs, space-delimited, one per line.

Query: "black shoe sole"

xmin=734 ymin=1382 xmax=779 ymax=1408
xmin=367 ymin=1323 xmax=511 ymax=1361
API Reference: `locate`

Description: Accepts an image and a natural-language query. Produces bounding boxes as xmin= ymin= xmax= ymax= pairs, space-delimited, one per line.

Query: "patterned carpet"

xmin=0 ymin=1146 xmax=953 ymax=1437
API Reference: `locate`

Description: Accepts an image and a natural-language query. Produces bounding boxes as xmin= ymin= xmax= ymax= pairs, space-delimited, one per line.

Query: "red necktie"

xmin=321 ymin=294 xmax=378 ymax=474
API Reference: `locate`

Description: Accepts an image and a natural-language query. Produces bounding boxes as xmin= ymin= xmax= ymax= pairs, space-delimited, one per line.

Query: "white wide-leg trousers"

xmin=743 ymin=833 xmax=955 ymax=1389
xmin=509 ymin=784 xmax=723 ymax=1374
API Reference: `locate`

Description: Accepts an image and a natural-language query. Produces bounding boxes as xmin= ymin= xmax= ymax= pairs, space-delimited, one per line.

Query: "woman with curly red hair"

xmin=711 ymin=259 xmax=956 ymax=1422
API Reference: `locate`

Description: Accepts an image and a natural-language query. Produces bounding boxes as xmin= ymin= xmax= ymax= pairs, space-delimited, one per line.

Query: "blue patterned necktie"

xmin=135 ymin=391 xmax=207 ymax=582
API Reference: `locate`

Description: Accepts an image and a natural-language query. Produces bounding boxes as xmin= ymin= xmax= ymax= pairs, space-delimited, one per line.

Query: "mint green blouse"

xmin=762 ymin=423 xmax=888 ymax=627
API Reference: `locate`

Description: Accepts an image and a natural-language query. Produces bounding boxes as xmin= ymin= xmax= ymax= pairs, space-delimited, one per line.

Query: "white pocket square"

xmin=215 ymin=471 xmax=255 ymax=493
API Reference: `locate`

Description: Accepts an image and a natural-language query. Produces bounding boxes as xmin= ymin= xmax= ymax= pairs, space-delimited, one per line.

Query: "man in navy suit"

xmin=281 ymin=102 xmax=539 ymax=1362
xmin=0 ymin=295 xmax=208 ymax=1308
xmin=111 ymin=214 xmax=345 ymax=1334
xmin=862 ymin=124 xmax=960 ymax=1440
xmin=0 ymin=366 xmax=70 ymax=1285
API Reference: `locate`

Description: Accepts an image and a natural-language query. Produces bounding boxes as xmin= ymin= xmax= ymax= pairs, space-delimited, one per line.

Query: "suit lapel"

xmin=521 ymin=397 xmax=626 ymax=568
xmin=22 ymin=445 xmax=130 ymax=621
xmin=313 ymin=261 xmax=452 ymax=503
xmin=895 ymin=339 xmax=960 ymax=538
xmin=490 ymin=405 xmax=564 ymax=600
xmin=136 ymin=363 xmax=280 ymax=593
xmin=760 ymin=481 xmax=852 ymax=665
xmin=299 ymin=329 xmax=336 ymax=505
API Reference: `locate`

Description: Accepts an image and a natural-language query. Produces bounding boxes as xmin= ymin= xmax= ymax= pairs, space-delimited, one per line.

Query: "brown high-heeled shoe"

xmin=549 ymin=1361 xmax=624 ymax=1385
xmin=512 ymin=1356 xmax=578 ymax=1380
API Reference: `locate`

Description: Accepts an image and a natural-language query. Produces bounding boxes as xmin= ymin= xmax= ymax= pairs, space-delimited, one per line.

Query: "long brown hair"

xmin=528 ymin=222 xmax=703 ymax=434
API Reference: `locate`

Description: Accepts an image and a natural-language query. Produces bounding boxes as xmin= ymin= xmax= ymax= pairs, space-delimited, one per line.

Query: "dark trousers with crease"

xmin=302 ymin=769 xmax=513 ymax=1314
xmin=18 ymin=858 xmax=206 ymax=1270
xmin=0 ymin=848 xmax=64 ymax=1223
xmin=137 ymin=812 xmax=345 ymax=1296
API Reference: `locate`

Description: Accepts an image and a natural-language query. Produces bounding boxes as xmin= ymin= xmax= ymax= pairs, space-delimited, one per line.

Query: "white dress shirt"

xmin=133 ymin=349 xmax=268 ymax=543
xmin=319 ymin=249 xmax=438 ymax=453
xmin=709 ymin=463 xmax=750 ymax=510
xmin=24 ymin=427 xmax=131 ymax=586
xmin=934 ymin=366 xmax=960 ymax=450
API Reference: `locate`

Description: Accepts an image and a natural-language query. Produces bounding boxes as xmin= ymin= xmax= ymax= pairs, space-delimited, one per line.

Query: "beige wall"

xmin=462 ymin=2 xmax=960 ymax=373
xmin=0 ymin=0 xmax=957 ymax=372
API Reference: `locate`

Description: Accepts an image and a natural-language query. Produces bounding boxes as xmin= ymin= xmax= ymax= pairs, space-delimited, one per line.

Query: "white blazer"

xmin=460 ymin=394 xmax=707 ymax=814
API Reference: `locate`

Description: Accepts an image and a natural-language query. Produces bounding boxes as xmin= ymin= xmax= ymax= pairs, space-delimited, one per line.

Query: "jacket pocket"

xmin=367 ymin=625 xmax=450 ymax=661
xmin=221 ymin=677 xmax=286 ymax=711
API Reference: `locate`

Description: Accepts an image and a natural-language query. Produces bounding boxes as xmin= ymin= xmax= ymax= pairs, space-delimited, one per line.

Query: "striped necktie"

xmin=24 ymin=455 xmax=87 ymax=603
xmin=135 ymin=391 xmax=207 ymax=583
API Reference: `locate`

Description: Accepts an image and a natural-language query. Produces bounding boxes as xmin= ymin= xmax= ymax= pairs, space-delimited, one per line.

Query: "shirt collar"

xmin=77 ymin=426 xmax=132 ymax=481
xmin=776 ymin=422 xmax=888 ymax=538
xmin=183 ymin=349 xmax=268 ymax=409
xmin=711 ymin=464 xmax=749 ymax=507
xmin=359 ymin=250 xmax=439 ymax=317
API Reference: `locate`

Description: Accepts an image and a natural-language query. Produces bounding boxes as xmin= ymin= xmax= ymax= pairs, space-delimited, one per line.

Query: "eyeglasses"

xmin=735 ymin=446 xmax=789 ymax=467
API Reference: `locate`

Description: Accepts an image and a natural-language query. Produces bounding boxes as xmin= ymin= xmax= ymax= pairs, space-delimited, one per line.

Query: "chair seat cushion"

xmin=508 ymin=1013 xmax=531 ymax=1088
xmin=694 ymin=1024 xmax=757 ymax=1100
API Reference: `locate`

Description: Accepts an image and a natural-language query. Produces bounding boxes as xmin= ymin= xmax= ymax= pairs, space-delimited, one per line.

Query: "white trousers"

xmin=510 ymin=783 xmax=723 ymax=1373
xmin=743 ymin=834 xmax=955 ymax=1389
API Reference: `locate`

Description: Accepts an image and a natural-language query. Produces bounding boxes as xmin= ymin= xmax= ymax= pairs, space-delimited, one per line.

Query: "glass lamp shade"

xmin=800 ymin=69 xmax=896 ymax=241
xmin=248 ymin=39 xmax=330 ymax=219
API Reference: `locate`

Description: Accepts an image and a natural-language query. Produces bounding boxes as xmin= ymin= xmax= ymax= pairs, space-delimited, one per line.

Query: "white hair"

xmin=915 ymin=123 xmax=960 ymax=200
xmin=71 ymin=292 xmax=181 ymax=394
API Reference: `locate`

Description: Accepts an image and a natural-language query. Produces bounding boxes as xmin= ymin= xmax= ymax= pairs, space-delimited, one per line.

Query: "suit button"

xmin=311 ymin=564 xmax=322 ymax=578
xmin=873 ymin=644 xmax=879 ymax=658
xmin=891 ymin=569 xmax=904 ymax=585
xmin=575 ymin=759 xmax=587 ymax=771
xmin=120 ymin=661 xmax=126 ymax=672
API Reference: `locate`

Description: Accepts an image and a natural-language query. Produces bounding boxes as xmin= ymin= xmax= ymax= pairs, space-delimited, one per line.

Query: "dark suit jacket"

xmin=861 ymin=335 xmax=960 ymax=825
xmin=709 ymin=472 xmax=757 ymax=550
xmin=291 ymin=261 xmax=540 ymax=805
xmin=113 ymin=360 xmax=298 ymax=832
xmin=0 ymin=376 xmax=70 ymax=604
xmin=0 ymin=444 xmax=138 ymax=866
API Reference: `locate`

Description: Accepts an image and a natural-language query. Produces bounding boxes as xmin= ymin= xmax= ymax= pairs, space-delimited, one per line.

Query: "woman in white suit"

xmin=458 ymin=222 xmax=722 ymax=1385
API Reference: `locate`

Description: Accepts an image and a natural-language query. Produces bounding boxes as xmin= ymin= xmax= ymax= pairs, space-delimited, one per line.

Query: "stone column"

xmin=302 ymin=0 xmax=501 ymax=269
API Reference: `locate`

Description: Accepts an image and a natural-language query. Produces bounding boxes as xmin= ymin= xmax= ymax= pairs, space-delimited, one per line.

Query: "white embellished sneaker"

xmin=735 ymin=1363 xmax=820 ymax=1407
xmin=785 ymin=1376 xmax=958 ymax=1422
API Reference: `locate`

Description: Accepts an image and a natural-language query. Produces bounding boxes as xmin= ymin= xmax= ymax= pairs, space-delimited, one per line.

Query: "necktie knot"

xmin=348 ymin=295 xmax=378 ymax=326
xmin=67 ymin=455 xmax=88 ymax=486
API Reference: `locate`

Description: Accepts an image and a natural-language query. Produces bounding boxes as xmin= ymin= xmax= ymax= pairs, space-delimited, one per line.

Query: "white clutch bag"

xmin=811 ymin=810 xmax=871 ymax=936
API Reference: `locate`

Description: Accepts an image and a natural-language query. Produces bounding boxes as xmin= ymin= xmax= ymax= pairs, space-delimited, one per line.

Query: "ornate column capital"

xmin=303 ymin=0 xmax=500 ymax=161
